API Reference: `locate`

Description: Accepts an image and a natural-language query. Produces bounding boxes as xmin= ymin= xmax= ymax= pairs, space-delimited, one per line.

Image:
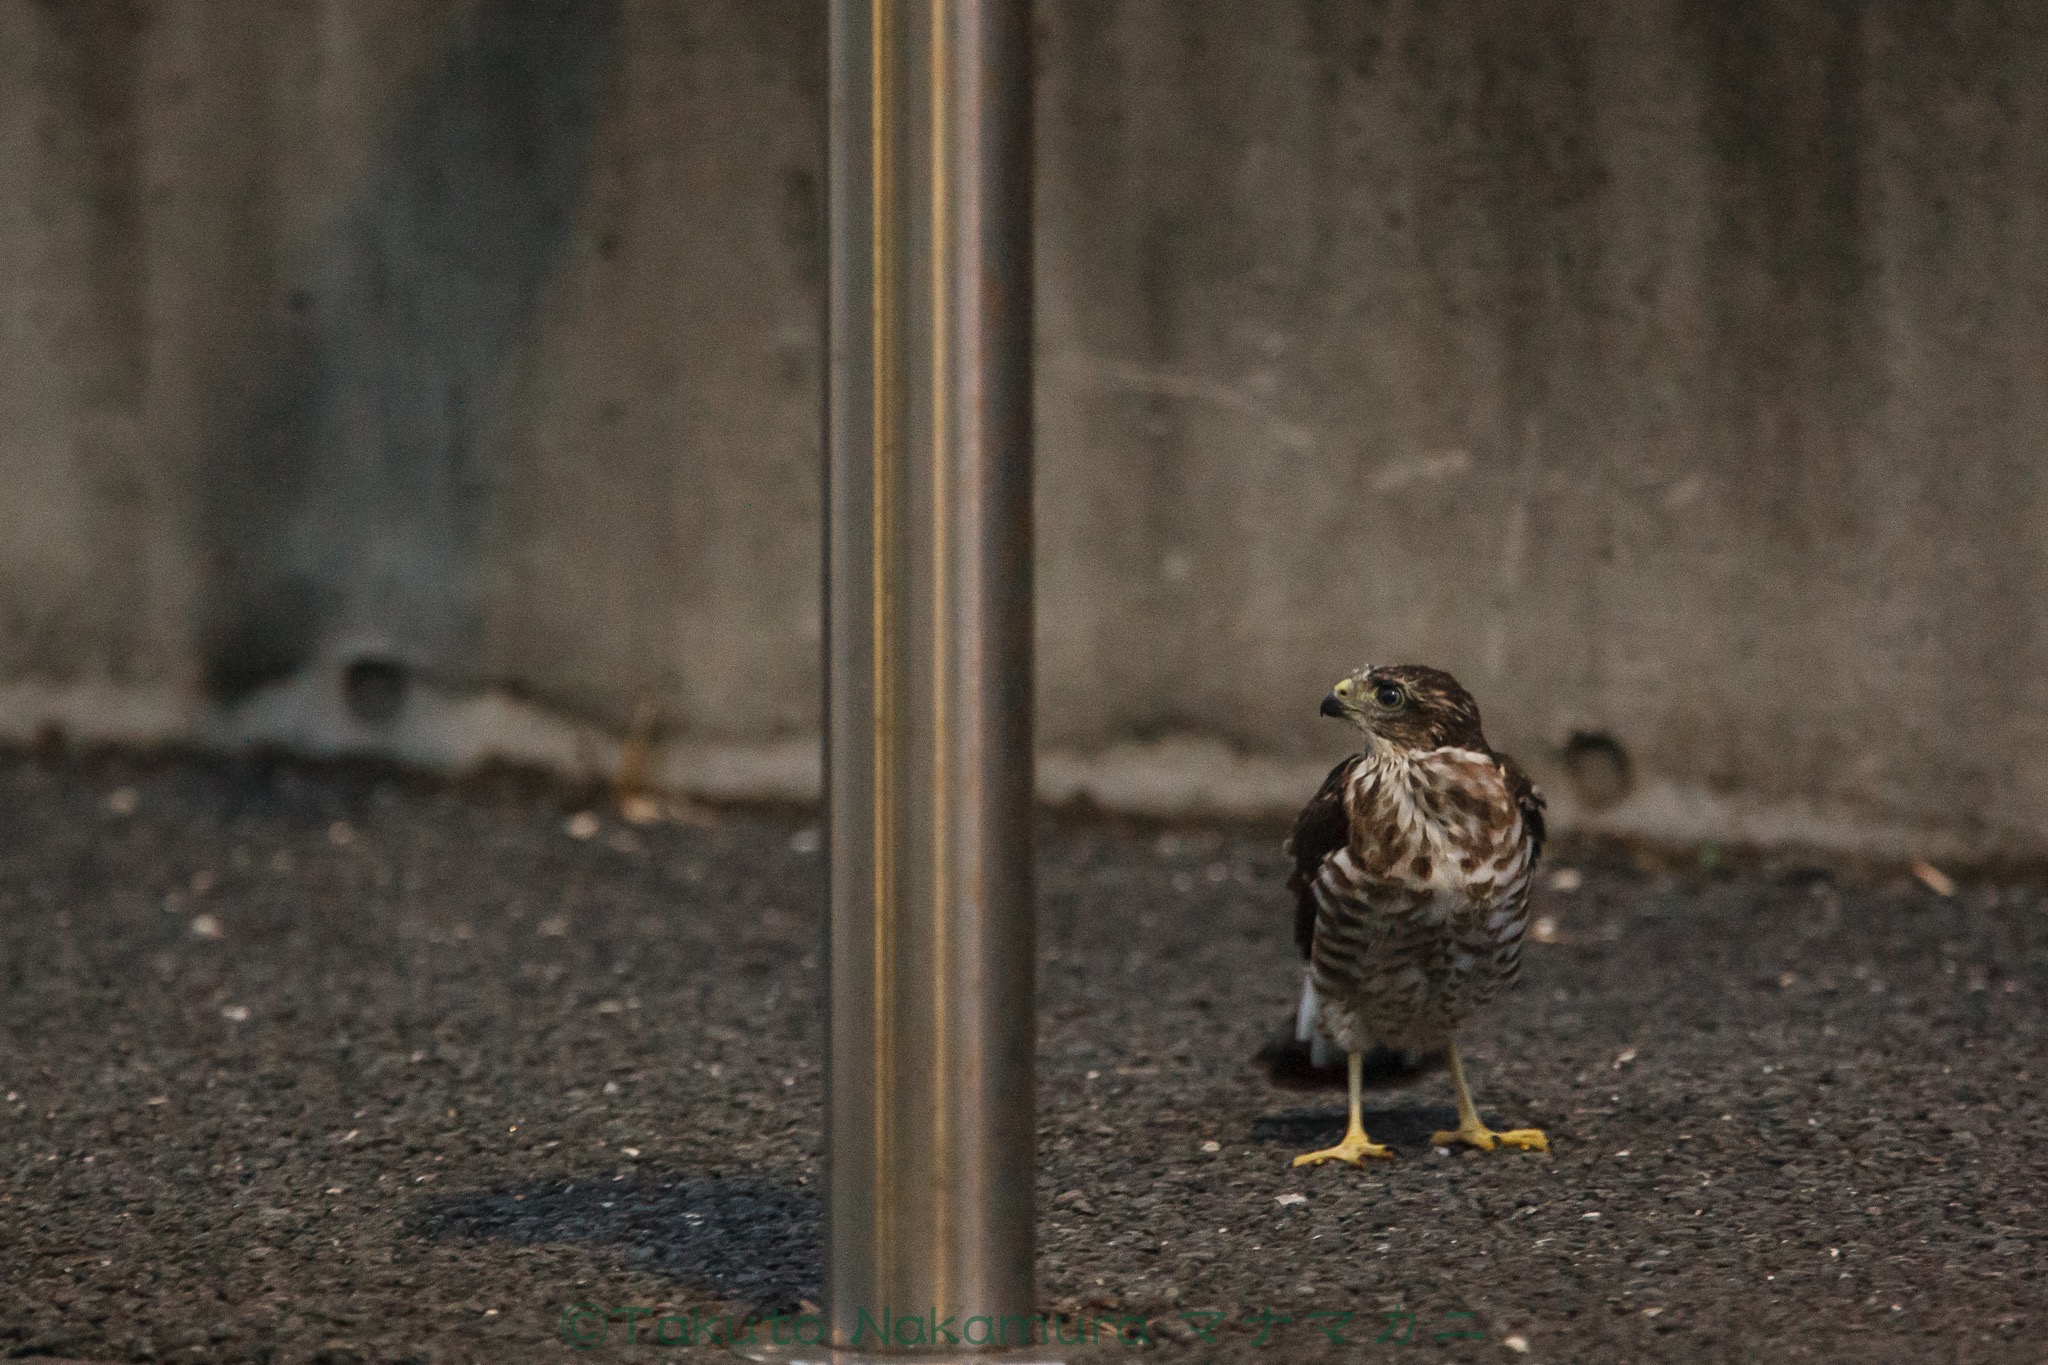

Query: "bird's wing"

xmin=1284 ymin=754 xmax=1360 ymax=960
xmin=1496 ymin=751 xmax=1547 ymax=863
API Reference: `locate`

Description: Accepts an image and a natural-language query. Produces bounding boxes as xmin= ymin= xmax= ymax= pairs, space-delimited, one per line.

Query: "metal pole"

xmin=820 ymin=0 xmax=1038 ymax=1359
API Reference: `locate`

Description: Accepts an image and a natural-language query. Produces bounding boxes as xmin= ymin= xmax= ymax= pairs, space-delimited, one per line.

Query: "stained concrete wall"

xmin=3 ymin=0 xmax=2046 ymax=856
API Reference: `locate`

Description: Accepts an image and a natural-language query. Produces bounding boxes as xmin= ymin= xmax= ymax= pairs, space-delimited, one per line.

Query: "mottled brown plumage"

xmin=1281 ymin=663 xmax=1552 ymax=1163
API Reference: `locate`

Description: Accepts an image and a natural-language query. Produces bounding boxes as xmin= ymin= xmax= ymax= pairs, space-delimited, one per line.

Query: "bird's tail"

xmin=1253 ymin=975 xmax=1445 ymax=1090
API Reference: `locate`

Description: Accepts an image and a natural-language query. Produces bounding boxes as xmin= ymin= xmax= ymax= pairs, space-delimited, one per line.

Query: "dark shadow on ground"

xmin=416 ymin=1173 xmax=821 ymax=1311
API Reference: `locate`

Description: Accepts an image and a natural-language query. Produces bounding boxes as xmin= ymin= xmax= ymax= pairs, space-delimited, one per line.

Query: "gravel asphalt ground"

xmin=2 ymin=751 xmax=2045 ymax=1363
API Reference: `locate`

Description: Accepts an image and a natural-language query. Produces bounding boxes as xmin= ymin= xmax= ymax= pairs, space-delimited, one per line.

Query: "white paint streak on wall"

xmin=1366 ymin=449 xmax=1472 ymax=493
xmin=1054 ymin=352 xmax=1320 ymax=455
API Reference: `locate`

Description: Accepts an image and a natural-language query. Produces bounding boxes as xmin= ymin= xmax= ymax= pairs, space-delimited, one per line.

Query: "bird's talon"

xmin=1431 ymin=1122 xmax=1547 ymax=1154
xmin=1292 ymin=1132 xmax=1393 ymax=1166
xmin=1431 ymin=1126 xmax=1491 ymax=1151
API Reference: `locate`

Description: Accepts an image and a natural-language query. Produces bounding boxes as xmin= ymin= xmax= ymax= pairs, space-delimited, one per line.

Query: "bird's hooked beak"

xmin=1320 ymin=691 xmax=1346 ymax=719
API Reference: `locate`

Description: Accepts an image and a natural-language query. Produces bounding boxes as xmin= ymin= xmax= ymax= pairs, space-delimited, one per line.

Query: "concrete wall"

xmin=3 ymin=0 xmax=2046 ymax=857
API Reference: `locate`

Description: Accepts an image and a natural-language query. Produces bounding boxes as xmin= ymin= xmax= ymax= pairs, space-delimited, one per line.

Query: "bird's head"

xmin=1320 ymin=663 xmax=1488 ymax=753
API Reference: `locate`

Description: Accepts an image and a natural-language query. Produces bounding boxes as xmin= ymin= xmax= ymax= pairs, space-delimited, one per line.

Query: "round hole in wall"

xmin=342 ymin=657 xmax=409 ymax=727
xmin=1561 ymin=731 xmax=1633 ymax=813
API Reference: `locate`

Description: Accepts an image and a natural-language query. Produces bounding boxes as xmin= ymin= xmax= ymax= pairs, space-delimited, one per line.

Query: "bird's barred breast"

xmin=1306 ymin=747 xmax=1537 ymax=1049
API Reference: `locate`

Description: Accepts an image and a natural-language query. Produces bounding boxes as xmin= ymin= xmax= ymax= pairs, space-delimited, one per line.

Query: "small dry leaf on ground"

xmin=618 ymin=794 xmax=664 ymax=825
xmin=1911 ymin=859 xmax=1955 ymax=897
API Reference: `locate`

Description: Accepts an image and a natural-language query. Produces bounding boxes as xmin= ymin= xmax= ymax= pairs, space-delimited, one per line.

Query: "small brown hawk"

xmin=1284 ymin=663 xmax=1549 ymax=1163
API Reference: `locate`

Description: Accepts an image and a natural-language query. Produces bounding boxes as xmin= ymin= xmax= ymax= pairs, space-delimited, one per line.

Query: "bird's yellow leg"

xmin=1431 ymin=1041 xmax=1548 ymax=1152
xmin=1293 ymin=1050 xmax=1393 ymax=1165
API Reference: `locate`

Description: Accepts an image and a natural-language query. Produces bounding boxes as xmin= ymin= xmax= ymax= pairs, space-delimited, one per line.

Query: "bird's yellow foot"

xmin=1430 ymin=1120 xmax=1549 ymax=1153
xmin=1292 ymin=1129 xmax=1393 ymax=1166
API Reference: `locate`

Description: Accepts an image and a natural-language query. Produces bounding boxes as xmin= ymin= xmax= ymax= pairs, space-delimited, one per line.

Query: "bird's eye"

xmin=1373 ymin=684 xmax=1405 ymax=709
